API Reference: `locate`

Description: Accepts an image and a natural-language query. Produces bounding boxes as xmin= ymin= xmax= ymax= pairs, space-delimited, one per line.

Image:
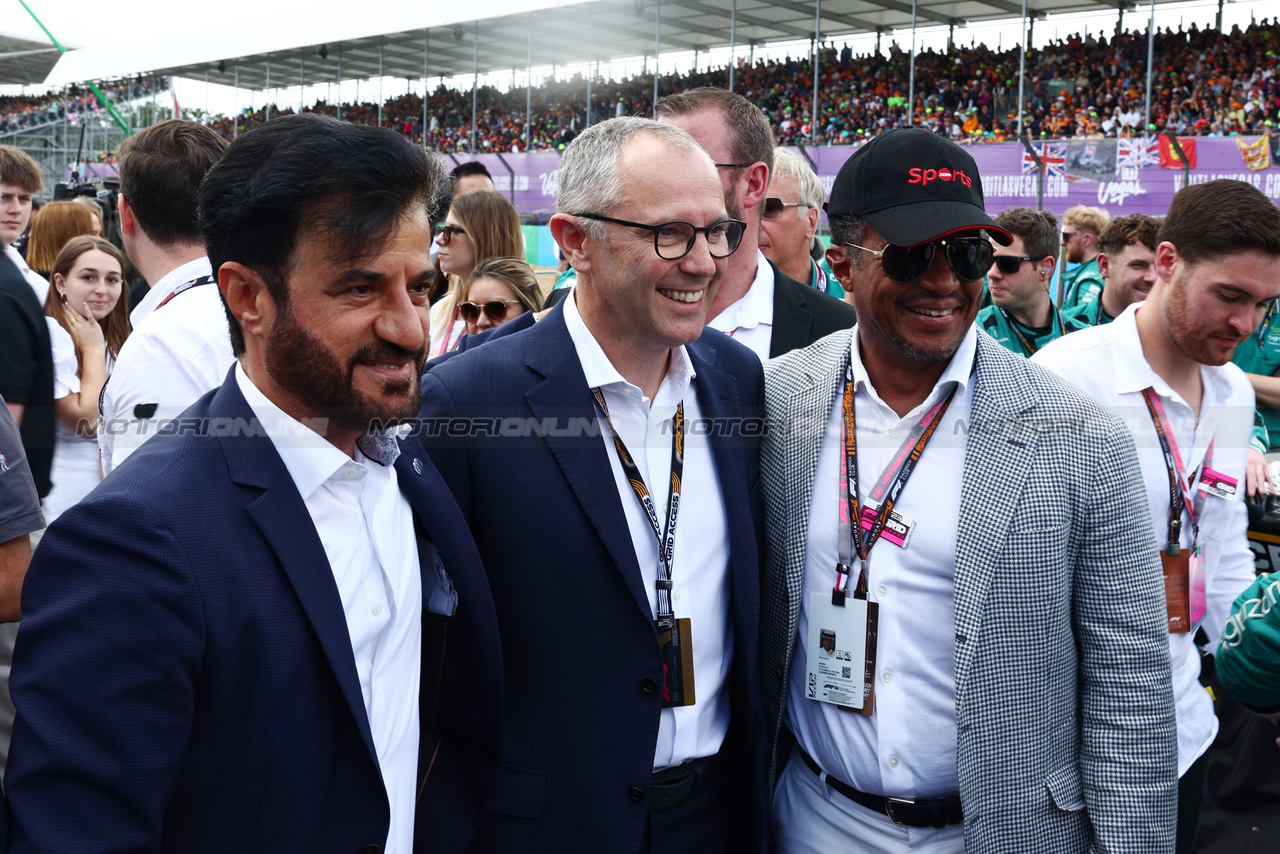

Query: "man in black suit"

xmin=656 ymin=88 xmax=856 ymax=359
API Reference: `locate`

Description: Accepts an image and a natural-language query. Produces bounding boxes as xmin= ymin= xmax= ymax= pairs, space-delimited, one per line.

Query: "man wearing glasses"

xmin=759 ymin=150 xmax=843 ymax=301
xmin=1058 ymin=205 xmax=1110 ymax=315
xmin=977 ymin=207 xmax=1085 ymax=358
xmin=759 ymin=129 xmax=1177 ymax=853
xmin=419 ymin=117 xmax=768 ymax=854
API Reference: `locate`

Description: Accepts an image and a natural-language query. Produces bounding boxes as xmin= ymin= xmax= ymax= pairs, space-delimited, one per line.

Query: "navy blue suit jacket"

xmin=418 ymin=305 xmax=768 ymax=853
xmin=6 ymin=370 xmax=502 ymax=854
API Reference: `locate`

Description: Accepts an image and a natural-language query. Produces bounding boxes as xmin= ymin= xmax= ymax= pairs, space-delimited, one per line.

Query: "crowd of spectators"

xmin=192 ymin=17 xmax=1280 ymax=149
xmin=0 ymin=77 xmax=167 ymax=135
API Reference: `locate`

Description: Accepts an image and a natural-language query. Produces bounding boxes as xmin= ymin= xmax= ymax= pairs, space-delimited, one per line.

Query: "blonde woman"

xmin=430 ymin=190 xmax=523 ymax=355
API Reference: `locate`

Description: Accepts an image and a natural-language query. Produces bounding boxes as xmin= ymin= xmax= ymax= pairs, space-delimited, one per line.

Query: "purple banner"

xmin=63 ymin=138 xmax=1280 ymax=222
xmin=787 ymin=137 xmax=1280 ymax=223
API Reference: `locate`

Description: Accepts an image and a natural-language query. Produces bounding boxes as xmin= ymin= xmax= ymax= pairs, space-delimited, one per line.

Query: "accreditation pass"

xmin=805 ymin=592 xmax=870 ymax=710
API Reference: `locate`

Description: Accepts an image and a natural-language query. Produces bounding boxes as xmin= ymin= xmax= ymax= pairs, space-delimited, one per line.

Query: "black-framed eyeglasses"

xmin=762 ymin=197 xmax=812 ymax=220
xmin=458 ymin=299 xmax=523 ymax=323
xmin=845 ymin=238 xmax=995 ymax=284
xmin=1061 ymin=230 xmax=1079 ymax=243
xmin=573 ymin=212 xmax=746 ymax=260
xmin=438 ymin=224 xmax=467 ymax=245
xmin=714 ymin=162 xmax=754 ymax=170
xmin=989 ymin=254 xmax=1039 ymax=274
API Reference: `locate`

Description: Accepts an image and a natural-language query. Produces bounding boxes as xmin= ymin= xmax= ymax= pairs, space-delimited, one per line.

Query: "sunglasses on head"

xmin=458 ymin=299 xmax=522 ymax=323
xmin=988 ymin=254 xmax=1039 ymax=274
xmin=845 ymin=238 xmax=995 ymax=284
xmin=762 ymin=197 xmax=811 ymax=220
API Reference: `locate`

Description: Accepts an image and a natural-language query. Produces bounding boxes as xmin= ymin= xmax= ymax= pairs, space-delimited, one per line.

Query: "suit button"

xmin=627 ymin=786 xmax=646 ymax=802
xmin=641 ymin=678 xmax=658 ymax=694
xmin=358 ymin=846 xmax=382 ymax=854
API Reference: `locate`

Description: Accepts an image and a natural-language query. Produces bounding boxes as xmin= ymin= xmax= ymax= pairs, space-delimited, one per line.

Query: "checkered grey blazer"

xmin=760 ymin=328 xmax=1178 ymax=853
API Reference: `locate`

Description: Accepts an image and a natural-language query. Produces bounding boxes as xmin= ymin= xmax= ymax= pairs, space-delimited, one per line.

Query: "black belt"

xmin=799 ymin=749 xmax=963 ymax=828
xmin=650 ymin=752 xmax=719 ymax=812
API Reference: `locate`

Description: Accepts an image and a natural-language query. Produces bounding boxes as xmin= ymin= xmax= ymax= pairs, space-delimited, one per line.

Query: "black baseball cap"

xmin=825 ymin=129 xmax=1012 ymax=247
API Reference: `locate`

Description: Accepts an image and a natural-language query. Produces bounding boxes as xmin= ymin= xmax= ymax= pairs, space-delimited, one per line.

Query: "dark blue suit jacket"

xmin=418 ymin=305 xmax=768 ymax=853
xmin=6 ymin=370 xmax=502 ymax=854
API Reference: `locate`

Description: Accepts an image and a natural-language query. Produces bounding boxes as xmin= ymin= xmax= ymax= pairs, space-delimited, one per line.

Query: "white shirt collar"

xmin=1111 ymin=300 xmax=1233 ymax=409
xmin=705 ymin=251 xmax=775 ymax=335
xmin=850 ymin=322 xmax=979 ymax=408
xmin=562 ymin=287 xmax=696 ymax=403
xmin=234 ymin=363 xmax=400 ymax=501
xmin=130 ymin=256 xmax=213 ymax=327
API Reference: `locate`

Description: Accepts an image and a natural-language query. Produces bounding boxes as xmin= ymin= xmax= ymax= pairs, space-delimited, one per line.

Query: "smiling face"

xmin=434 ymin=210 xmax=477 ymax=280
xmin=259 ymin=207 xmax=435 ymax=441
xmin=0 ymin=182 xmax=32 ymax=247
xmin=54 ymin=248 xmax=124 ymax=321
xmin=834 ymin=225 xmax=984 ymax=367
xmin=1099 ymin=241 xmax=1156 ymax=314
xmin=574 ymin=134 xmax=728 ymax=359
xmin=1160 ymin=247 xmax=1280 ymax=366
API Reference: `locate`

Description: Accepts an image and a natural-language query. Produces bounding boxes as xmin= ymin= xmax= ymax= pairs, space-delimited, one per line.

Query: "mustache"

xmin=348 ymin=342 xmax=427 ymax=369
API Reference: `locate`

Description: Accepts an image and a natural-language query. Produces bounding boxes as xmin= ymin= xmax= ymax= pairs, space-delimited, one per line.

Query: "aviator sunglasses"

xmin=845 ymin=238 xmax=996 ymax=284
xmin=458 ymin=299 xmax=523 ymax=323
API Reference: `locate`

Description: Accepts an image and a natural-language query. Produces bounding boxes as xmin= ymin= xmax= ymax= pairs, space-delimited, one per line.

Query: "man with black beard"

xmin=6 ymin=114 xmax=501 ymax=854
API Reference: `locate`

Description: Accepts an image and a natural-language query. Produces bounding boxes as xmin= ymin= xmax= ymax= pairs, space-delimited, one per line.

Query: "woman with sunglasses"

xmin=430 ymin=190 xmax=524 ymax=356
xmin=457 ymin=257 xmax=544 ymax=337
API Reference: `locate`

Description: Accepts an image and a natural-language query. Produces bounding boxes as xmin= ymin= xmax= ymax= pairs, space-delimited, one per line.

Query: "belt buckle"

xmin=885 ymin=796 xmax=915 ymax=826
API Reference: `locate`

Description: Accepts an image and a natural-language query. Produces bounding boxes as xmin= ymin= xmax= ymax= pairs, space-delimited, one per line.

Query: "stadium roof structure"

xmin=0 ymin=29 xmax=67 ymax=86
xmin=46 ymin=0 xmax=1210 ymax=91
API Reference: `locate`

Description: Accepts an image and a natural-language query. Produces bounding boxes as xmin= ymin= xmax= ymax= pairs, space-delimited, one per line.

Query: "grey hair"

xmin=829 ymin=215 xmax=868 ymax=269
xmin=771 ymin=149 xmax=825 ymax=210
xmin=556 ymin=116 xmax=714 ymax=239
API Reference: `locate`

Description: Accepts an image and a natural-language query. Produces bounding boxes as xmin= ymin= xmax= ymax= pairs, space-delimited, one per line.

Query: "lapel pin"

xmin=413 ymin=458 xmax=424 ymax=475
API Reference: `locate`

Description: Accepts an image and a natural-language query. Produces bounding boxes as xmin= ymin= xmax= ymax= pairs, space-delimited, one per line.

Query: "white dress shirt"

xmin=563 ymin=292 xmax=733 ymax=770
xmin=7 ymin=243 xmax=48 ymax=305
xmin=788 ymin=325 xmax=978 ymax=799
xmin=1033 ymin=303 xmax=1255 ymax=776
xmin=100 ymin=257 xmax=235 ymax=474
xmin=236 ymin=364 xmax=421 ymax=854
xmin=707 ymin=251 xmax=775 ymax=362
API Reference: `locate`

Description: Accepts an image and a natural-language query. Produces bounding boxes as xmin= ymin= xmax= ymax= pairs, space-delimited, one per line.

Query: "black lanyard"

xmin=999 ymin=306 xmax=1062 ymax=356
xmin=591 ymin=388 xmax=685 ymax=618
xmin=835 ymin=359 xmax=958 ymax=604
xmin=155 ymin=275 xmax=215 ymax=311
xmin=1140 ymin=388 xmax=1210 ymax=552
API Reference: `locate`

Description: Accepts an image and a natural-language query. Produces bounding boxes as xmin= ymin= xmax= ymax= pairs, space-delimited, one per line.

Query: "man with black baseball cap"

xmin=759 ymin=129 xmax=1177 ymax=853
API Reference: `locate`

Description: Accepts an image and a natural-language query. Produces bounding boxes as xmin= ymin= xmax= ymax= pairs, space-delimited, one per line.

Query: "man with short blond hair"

xmin=1059 ymin=204 xmax=1110 ymax=314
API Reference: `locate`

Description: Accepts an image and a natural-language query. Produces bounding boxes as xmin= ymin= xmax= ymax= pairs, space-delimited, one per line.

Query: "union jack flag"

xmin=1021 ymin=142 xmax=1067 ymax=177
xmin=1117 ymin=135 xmax=1160 ymax=169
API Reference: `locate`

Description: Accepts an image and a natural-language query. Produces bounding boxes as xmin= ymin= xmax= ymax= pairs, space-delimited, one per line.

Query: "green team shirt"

xmin=977 ymin=304 xmax=1085 ymax=358
xmin=1060 ymin=258 xmax=1105 ymax=315
xmin=1231 ymin=305 xmax=1280 ymax=451
xmin=1063 ymin=298 xmax=1115 ymax=329
xmin=809 ymin=258 xmax=844 ymax=299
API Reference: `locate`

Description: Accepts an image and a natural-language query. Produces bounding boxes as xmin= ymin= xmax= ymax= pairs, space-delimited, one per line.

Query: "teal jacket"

xmin=1217 ymin=571 xmax=1280 ymax=714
